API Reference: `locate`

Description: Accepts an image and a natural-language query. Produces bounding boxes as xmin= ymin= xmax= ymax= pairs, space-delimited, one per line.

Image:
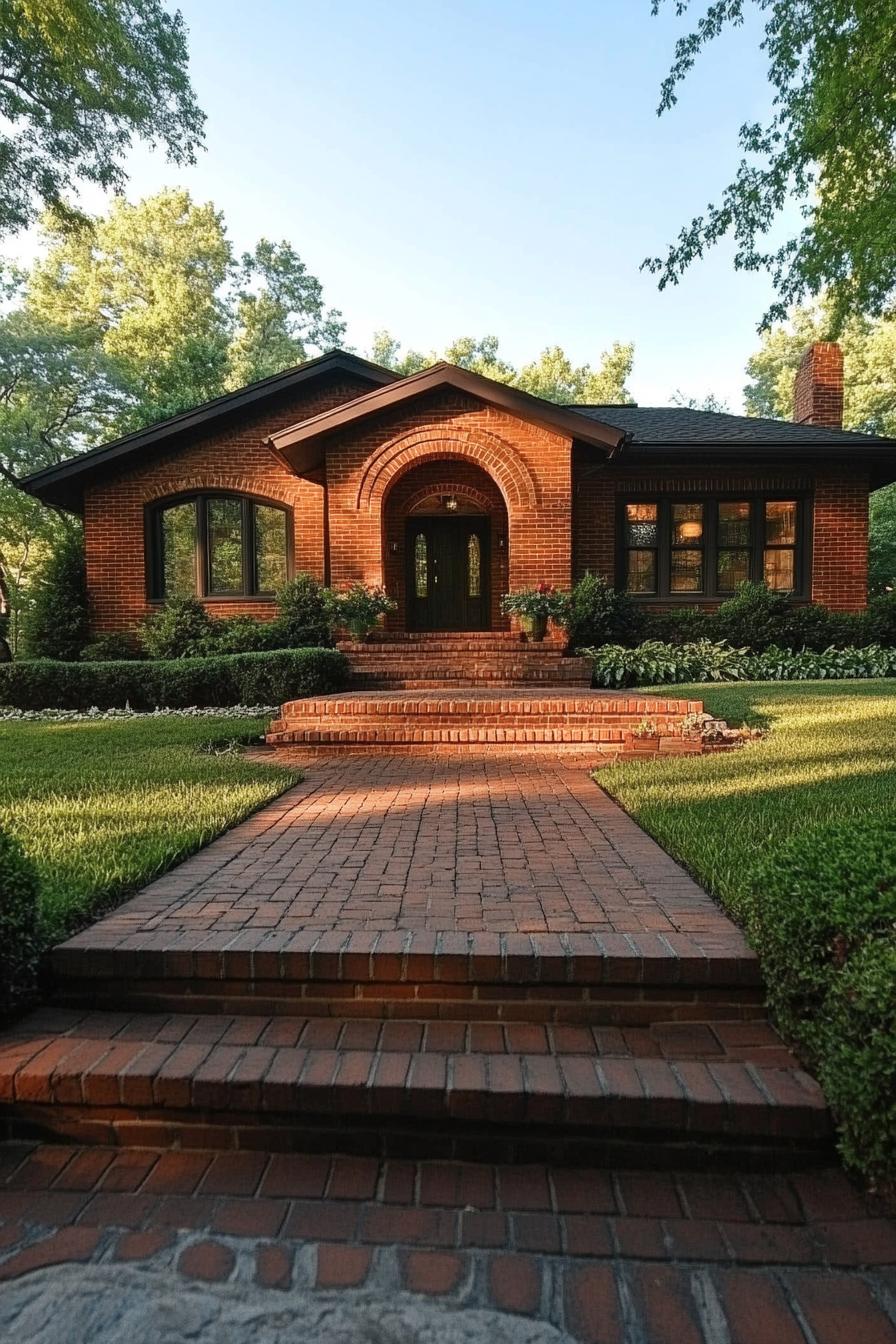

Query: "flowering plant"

xmin=500 ymin=583 xmax=569 ymax=620
xmin=329 ymin=582 xmax=397 ymax=639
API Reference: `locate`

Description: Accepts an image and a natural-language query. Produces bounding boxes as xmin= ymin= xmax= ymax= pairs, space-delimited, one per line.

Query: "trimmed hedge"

xmin=743 ymin=821 xmax=896 ymax=1184
xmin=0 ymin=647 xmax=348 ymax=711
xmin=0 ymin=829 xmax=41 ymax=1018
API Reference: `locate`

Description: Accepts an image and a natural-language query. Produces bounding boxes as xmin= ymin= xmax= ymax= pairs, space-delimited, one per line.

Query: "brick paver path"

xmin=0 ymin=1143 xmax=894 ymax=1341
xmin=77 ymin=752 xmax=747 ymax=945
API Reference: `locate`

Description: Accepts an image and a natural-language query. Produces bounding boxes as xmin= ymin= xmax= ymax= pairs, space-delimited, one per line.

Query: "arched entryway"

xmin=382 ymin=460 xmax=510 ymax=631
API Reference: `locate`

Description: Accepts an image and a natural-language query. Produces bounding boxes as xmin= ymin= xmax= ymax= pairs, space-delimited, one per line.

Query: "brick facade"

xmin=81 ymin=374 xmax=873 ymax=635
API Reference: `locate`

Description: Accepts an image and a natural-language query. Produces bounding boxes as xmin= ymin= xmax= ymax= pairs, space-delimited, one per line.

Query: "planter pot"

xmin=519 ymin=613 xmax=549 ymax=642
xmin=629 ymin=736 xmax=660 ymax=753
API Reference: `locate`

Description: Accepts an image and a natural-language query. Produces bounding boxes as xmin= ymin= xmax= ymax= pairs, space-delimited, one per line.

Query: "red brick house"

xmin=22 ymin=341 xmax=896 ymax=636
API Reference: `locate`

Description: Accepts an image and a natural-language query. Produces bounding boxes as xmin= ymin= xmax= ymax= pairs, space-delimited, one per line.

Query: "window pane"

xmin=718 ymin=501 xmax=751 ymax=546
xmin=467 ymin=533 xmax=481 ymax=598
xmin=766 ymin=501 xmax=797 ymax=545
xmin=207 ymin=498 xmax=244 ymax=594
xmin=626 ymin=549 xmax=656 ymax=594
xmin=670 ymin=549 xmax=704 ymax=592
xmin=717 ymin=548 xmax=751 ymax=591
xmin=672 ymin=502 xmax=703 ymax=545
xmin=254 ymin=504 xmax=287 ymax=594
xmin=161 ymin=502 xmax=197 ymax=597
xmin=764 ymin=548 xmax=795 ymax=590
xmin=415 ymin=533 xmax=428 ymax=597
xmin=625 ymin=502 xmax=658 ymax=547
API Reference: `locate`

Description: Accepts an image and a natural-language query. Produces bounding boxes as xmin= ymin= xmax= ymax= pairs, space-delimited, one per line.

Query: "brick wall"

xmin=83 ymin=376 xmax=373 ymax=635
xmin=572 ymin=461 xmax=869 ymax=612
xmin=323 ymin=390 xmax=574 ymax=606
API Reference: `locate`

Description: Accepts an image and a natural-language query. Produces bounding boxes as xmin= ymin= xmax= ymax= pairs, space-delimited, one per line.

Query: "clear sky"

xmin=19 ymin=0 xmax=795 ymax=410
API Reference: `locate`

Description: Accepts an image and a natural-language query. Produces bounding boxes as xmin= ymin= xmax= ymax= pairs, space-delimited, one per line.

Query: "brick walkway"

xmin=0 ymin=1142 xmax=894 ymax=1341
xmin=67 ymin=753 xmax=748 ymax=943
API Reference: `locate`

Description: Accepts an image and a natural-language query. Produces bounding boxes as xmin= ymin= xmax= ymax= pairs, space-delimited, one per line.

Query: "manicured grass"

xmin=0 ymin=716 xmax=300 ymax=944
xmin=597 ymin=680 xmax=896 ymax=918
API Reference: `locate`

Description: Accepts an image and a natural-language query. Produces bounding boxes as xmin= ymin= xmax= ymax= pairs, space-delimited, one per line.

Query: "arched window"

xmin=148 ymin=494 xmax=290 ymax=600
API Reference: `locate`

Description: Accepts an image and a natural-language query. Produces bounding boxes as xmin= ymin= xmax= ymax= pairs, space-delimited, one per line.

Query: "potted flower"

xmin=329 ymin=582 xmax=397 ymax=641
xmin=627 ymin=718 xmax=660 ymax=753
xmin=500 ymin=583 xmax=568 ymax=642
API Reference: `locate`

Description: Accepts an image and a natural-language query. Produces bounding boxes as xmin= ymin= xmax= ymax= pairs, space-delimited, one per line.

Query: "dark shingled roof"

xmin=573 ymin=404 xmax=896 ymax=446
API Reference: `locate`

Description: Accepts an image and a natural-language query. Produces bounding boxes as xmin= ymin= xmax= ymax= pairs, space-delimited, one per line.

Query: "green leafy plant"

xmin=746 ymin=645 xmax=896 ymax=682
xmin=0 ymin=647 xmax=348 ymax=711
xmin=139 ymin=596 xmax=216 ymax=660
xmin=641 ymin=606 xmax=709 ymax=646
xmin=276 ymin=573 xmax=332 ymax=647
xmin=501 ymin=583 xmax=569 ymax=621
xmin=561 ymin=574 xmax=642 ymax=648
xmin=583 ymin=639 xmax=749 ymax=688
xmin=22 ymin=529 xmax=89 ymax=661
xmin=81 ymin=632 xmax=140 ymax=662
xmin=0 ymin=828 xmax=41 ymax=1018
xmin=329 ymin=583 xmax=397 ymax=640
xmin=744 ymin=819 xmax=896 ymax=1185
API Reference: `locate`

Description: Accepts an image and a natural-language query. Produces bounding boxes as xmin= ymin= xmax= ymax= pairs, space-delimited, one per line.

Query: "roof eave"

xmin=268 ymin=363 xmax=626 ymax=458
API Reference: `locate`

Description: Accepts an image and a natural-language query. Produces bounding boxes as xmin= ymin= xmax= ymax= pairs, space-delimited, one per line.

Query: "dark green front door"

xmin=405 ymin=517 xmax=489 ymax=631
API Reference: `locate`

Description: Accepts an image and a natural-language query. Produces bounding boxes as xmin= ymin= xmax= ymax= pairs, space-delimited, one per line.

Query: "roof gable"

xmin=22 ymin=351 xmax=398 ymax=510
xmin=267 ymin=363 xmax=627 ymax=469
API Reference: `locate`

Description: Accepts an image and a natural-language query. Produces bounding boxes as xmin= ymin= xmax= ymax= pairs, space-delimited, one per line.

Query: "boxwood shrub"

xmin=0 ymin=828 xmax=41 ymax=1018
xmin=743 ymin=820 xmax=896 ymax=1184
xmin=0 ymin=647 xmax=348 ymax=711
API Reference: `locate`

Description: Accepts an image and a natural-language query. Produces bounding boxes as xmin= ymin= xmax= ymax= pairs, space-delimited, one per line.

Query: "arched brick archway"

xmin=355 ymin=428 xmax=539 ymax=516
xmin=381 ymin=460 xmax=510 ymax=630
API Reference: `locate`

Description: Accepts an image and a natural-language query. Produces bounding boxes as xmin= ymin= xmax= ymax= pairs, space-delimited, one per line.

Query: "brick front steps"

xmin=341 ymin=633 xmax=593 ymax=690
xmin=267 ymin=691 xmax=704 ymax=751
xmin=0 ymin=1009 xmax=831 ymax=1165
xmin=51 ymin=929 xmax=763 ymax=1022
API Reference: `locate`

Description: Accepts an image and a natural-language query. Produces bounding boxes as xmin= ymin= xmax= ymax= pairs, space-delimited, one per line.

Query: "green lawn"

xmin=0 ymin=716 xmax=300 ymax=944
xmin=598 ymin=680 xmax=896 ymax=919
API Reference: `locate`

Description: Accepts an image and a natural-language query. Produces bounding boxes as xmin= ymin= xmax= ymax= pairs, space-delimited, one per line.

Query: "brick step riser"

xmin=0 ymin=1103 xmax=831 ymax=1169
xmin=270 ymin=714 xmax=686 ymax=730
xmin=347 ymin=680 xmax=593 ymax=691
xmin=52 ymin=979 xmax=766 ymax=1024
xmin=266 ymin=732 xmax=701 ymax=750
xmin=280 ymin=697 xmax=700 ymax=716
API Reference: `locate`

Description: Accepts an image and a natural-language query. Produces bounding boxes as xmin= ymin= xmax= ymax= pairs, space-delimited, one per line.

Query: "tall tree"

xmin=370 ymin=332 xmax=635 ymax=405
xmin=644 ymin=2 xmax=896 ymax=330
xmin=0 ymin=0 xmax=204 ymax=236
xmin=745 ymin=301 xmax=896 ymax=591
xmin=227 ymin=239 xmax=346 ymax=388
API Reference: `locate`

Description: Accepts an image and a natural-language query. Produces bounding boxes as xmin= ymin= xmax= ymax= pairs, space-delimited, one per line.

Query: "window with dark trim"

xmin=148 ymin=494 xmax=290 ymax=600
xmin=620 ymin=495 xmax=808 ymax=600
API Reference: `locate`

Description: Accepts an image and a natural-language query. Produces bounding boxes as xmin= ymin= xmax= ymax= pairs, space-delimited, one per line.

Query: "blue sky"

xmin=23 ymin=0 xmax=793 ymax=410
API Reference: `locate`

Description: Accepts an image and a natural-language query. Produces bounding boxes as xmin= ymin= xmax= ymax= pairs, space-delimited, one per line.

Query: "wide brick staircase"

xmin=266 ymin=690 xmax=704 ymax=751
xmin=1 ymin=926 xmax=831 ymax=1168
xmin=340 ymin=632 xmax=593 ymax=690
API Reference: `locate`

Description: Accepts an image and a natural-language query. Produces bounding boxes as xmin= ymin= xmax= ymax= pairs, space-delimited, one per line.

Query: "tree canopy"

xmin=370 ymin=332 xmax=635 ymax=405
xmin=644 ymin=1 xmax=896 ymax=330
xmin=0 ymin=0 xmax=204 ymax=236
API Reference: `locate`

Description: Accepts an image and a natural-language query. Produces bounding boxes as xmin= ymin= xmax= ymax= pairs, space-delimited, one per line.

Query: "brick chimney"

xmin=793 ymin=341 xmax=843 ymax=428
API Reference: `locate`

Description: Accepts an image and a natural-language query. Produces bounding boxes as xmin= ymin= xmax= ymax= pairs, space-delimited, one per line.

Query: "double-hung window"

xmin=621 ymin=496 xmax=806 ymax=599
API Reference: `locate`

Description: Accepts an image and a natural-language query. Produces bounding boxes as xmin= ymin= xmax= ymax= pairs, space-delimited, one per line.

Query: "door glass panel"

xmin=670 ymin=549 xmax=704 ymax=592
xmin=765 ymin=501 xmax=797 ymax=544
xmin=764 ymin=548 xmax=795 ymax=590
xmin=254 ymin=504 xmax=287 ymax=594
xmin=672 ymin=502 xmax=703 ymax=544
xmin=627 ymin=549 xmax=656 ymax=594
xmin=625 ymin=502 xmax=657 ymax=546
xmin=161 ymin=502 xmax=197 ymax=597
xmin=207 ymin=497 xmax=244 ymax=594
xmin=414 ymin=533 xmax=428 ymax=597
xmin=717 ymin=549 xmax=751 ymax=591
xmin=467 ymin=533 xmax=481 ymax=598
xmin=718 ymin=501 xmax=751 ymax=546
